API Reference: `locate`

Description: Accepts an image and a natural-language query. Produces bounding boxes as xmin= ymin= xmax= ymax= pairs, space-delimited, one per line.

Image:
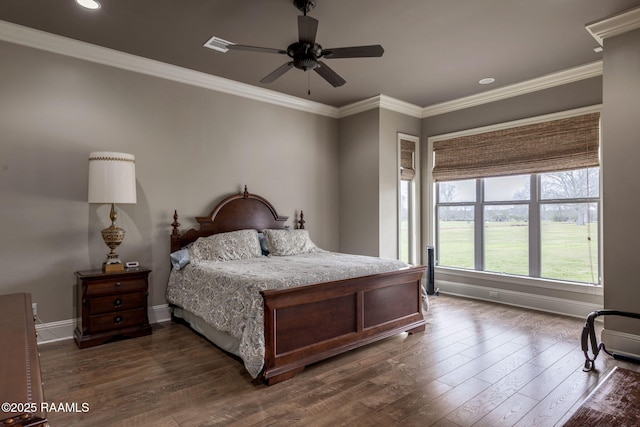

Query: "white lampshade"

xmin=88 ymin=152 xmax=137 ymax=204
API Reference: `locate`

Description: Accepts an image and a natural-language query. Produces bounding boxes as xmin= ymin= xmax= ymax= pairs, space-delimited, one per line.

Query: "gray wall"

xmin=422 ymin=77 xmax=604 ymax=137
xmin=1 ymin=22 xmax=629 ymax=331
xmin=338 ymin=108 xmax=421 ymax=258
xmin=601 ymin=28 xmax=640 ymax=337
xmin=0 ymin=40 xmax=339 ymax=323
xmin=338 ymin=109 xmax=380 ymax=256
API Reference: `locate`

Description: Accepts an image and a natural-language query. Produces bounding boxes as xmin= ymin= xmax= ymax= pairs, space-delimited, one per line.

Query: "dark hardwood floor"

xmin=38 ymin=295 xmax=637 ymax=426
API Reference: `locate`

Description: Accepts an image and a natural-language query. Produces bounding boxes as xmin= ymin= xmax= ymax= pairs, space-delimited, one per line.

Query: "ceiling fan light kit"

xmin=205 ymin=0 xmax=384 ymax=88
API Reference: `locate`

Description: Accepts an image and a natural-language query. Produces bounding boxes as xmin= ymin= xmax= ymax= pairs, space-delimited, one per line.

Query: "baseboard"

xmin=35 ymin=304 xmax=172 ymax=344
xmin=601 ymin=329 xmax=640 ymax=360
xmin=437 ymin=279 xmax=602 ymax=319
xmin=35 ymin=318 xmax=76 ymax=344
xmin=148 ymin=303 xmax=172 ymax=324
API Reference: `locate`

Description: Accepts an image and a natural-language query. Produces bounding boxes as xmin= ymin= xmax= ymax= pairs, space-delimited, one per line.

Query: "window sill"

xmin=435 ymin=266 xmax=603 ymax=296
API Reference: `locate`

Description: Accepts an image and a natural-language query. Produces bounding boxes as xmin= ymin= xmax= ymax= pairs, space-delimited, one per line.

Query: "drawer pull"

xmin=114 ymin=315 xmax=123 ymax=324
xmin=115 ymin=282 xmax=122 ymax=287
xmin=114 ymin=298 xmax=123 ymax=308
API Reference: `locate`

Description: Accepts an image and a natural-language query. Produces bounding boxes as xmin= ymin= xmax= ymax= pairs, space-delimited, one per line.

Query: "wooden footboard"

xmin=261 ymin=265 xmax=426 ymax=385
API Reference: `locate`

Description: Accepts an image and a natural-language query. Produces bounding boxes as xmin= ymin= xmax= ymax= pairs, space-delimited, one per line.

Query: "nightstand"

xmin=74 ymin=266 xmax=152 ymax=348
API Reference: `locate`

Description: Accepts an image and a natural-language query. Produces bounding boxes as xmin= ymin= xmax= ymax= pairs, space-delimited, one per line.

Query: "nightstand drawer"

xmin=89 ymin=292 xmax=145 ymax=315
xmin=89 ymin=308 xmax=146 ymax=333
xmin=86 ymin=278 xmax=147 ymax=296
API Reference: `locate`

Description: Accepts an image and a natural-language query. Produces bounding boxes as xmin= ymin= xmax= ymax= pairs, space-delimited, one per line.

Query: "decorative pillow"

xmin=189 ymin=229 xmax=262 ymax=262
xmin=262 ymin=229 xmax=319 ymax=256
xmin=169 ymin=248 xmax=190 ymax=270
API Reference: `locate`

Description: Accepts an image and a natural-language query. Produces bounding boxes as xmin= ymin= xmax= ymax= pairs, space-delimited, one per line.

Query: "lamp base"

xmin=104 ymin=262 xmax=125 ymax=272
xmin=101 ymin=203 xmax=126 ymax=273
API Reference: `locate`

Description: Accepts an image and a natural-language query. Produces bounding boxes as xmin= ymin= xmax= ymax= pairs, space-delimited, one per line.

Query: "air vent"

xmin=203 ymin=36 xmax=234 ymax=53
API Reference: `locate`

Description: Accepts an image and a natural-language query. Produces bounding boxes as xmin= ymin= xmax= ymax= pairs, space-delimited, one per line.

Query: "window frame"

xmin=398 ymin=133 xmax=419 ymax=265
xmin=435 ymin=172 xmax=601 ymax=284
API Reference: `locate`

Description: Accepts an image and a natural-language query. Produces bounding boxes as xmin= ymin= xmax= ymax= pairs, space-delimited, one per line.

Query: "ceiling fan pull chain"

xmin=308 ymin=71 xmax=311 ymax=96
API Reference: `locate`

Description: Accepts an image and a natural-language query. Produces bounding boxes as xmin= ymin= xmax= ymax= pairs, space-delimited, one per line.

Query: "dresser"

xmin=74 ymin=267 xmax=152 ymax=348
xmin=0 ymin=293 xmax=48 ymax=427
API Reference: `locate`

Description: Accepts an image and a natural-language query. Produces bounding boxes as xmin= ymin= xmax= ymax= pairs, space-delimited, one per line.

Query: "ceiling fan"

xmin=206 ymin=0 xmax=384 ymax=87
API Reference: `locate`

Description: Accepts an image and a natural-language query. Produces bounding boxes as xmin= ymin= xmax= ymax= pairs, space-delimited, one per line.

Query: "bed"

xmin=166 ymin=186 xmax=427 ymax=385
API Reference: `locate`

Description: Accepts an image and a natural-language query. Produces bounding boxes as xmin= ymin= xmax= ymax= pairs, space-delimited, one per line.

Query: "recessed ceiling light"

xmin=76 ymin=0 xmax=101 ymax=10
xmin=593 ymin=46 xmax=604 ymax=53
xmin=479 ymin=77 xmax=495 ymax=85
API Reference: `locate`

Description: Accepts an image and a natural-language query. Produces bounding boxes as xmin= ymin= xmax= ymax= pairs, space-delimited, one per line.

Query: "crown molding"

xmin=337 ymin=94 xmax=423 ymax=119
xmin=586 ymin=6 xmax=640 ymax=45
xmin=0 ymin=20 xmax=340 ymax=118
xmin=336 ymin=96 xmax=381 ymax=118
xmin=421 ymin=61 xmax=603 ymax=118
xmin=337 ymin=61 xmax=603 ymax=119
xmin=0 ymin=20 xmax=607 ymax=121
xmin=379 ymin=95 xmax=423 ymax=118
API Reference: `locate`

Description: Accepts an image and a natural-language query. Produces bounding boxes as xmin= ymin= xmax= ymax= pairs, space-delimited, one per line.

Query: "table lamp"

xmin=88 ymin=152 xmax=137 ymax=272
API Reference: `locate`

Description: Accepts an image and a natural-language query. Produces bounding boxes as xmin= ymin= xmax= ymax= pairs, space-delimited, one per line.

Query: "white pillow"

xmin=262 ymin=229 xmax=319 ymax=256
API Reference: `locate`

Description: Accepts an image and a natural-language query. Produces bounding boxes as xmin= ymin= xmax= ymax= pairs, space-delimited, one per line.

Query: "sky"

xmin=440 ymin=174 xmax=529 ymax=203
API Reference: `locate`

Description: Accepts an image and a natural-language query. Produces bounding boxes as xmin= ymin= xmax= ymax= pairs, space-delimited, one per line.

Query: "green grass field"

xmin=438 ymin=220 xmax=599 ymax=283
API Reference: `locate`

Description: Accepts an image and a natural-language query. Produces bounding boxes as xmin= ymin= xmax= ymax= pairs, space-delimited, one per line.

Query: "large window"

xmin=431 ymin=109 xmax=601 ymax=285
xmin=435 ymin=168 xmax=600 ymax=284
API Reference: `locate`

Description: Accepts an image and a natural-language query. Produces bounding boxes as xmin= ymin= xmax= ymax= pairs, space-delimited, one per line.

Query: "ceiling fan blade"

xmin=227 ymin=44 xmax=287 ymax=55
xmin=260 ymin=62 xmax=294 ymax=83
xmin=322 ymin=45 xmax=384 ymax=58
xmin=314 ymin=61 xmax=346 ymax=87
xmin=298 ymin=15 xmax=319 ymax=45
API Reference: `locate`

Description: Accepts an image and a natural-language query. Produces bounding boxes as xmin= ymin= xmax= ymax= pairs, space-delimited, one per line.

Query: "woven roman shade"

xmin=432 ymin=112 xmax=600 ymax=182
xmin=400 ymin=138 xmax=416 ymax=181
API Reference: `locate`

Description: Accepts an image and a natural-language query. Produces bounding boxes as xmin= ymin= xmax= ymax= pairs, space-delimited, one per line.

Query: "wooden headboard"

xmin=171 ymin=186 xmax=292 ymax=252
